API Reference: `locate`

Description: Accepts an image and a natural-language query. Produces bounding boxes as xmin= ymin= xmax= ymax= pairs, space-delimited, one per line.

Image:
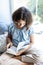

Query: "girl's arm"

xmin=7 ymin=33 xmax=12 ymax=49
xmin=16 ymin=34 xmax=34 ymax=56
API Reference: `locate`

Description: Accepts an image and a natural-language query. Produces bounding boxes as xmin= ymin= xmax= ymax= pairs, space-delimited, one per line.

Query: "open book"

xmin=6 ymin=46 xmax=17 ymax=55
xmin=6 ymin=41 xmax=29 ymax=55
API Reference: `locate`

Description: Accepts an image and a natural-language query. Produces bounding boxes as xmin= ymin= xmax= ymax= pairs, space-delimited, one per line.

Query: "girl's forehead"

xmin=17 ymin=19 xmax=26 ymax=23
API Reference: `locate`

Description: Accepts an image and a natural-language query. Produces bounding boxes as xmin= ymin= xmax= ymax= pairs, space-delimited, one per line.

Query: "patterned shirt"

xmin=8 ymin=22 xmax=34 ymax=46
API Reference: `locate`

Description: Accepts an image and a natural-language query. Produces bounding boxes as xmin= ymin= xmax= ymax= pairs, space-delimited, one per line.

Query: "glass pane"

xmin=38 ymin=0 xmax=43 ymax=23
xmin=27 ymin=0 xmax=36 ymax=14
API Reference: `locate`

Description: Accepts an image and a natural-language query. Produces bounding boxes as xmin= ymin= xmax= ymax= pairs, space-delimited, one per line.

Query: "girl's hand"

xmin=16 ymin=50 xmax=23 ymax=56
xmin=7 ymin=42 xmax=12 ymax=49
xmin=16 ymin=45 xmax=30 ymax=56
xmin=16 ymin=48 xmax=26 ymax=56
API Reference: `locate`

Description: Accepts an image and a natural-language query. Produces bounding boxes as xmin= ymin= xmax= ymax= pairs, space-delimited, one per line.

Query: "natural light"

xmin=10 ymin=0 xmax=43 ymax=51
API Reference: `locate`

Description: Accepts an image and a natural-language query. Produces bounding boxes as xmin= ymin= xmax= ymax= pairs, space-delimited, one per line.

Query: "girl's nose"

xmin=18 ymin=23 xmax=21 ymax=26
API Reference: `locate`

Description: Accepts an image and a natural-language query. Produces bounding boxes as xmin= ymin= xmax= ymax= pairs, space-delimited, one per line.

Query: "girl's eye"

xmin=15 ymin=22 xmax=17 ymax=24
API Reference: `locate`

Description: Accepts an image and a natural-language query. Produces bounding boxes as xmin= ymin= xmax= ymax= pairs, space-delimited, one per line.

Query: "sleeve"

xmin=29 ymin=26 xmax=34 ymax=35
xmin=8 ymin=23 xmax=14 ymax=35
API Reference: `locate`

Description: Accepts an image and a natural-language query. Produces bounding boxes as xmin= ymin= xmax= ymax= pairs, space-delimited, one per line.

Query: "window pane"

xmin=38 ymin=0 xmax=43 ymax=23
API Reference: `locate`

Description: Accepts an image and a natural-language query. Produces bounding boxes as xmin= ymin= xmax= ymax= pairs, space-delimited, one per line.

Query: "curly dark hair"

xmin=12 ymin=7 xmax=33 ymax=30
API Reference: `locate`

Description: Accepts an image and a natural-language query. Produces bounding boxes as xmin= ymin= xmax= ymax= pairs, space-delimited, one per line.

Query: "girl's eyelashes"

xmin=15 ymin=22 xmax=21 ymax=25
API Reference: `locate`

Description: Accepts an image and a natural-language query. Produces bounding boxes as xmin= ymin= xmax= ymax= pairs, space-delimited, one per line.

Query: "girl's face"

xmin=15 ymin=19 xmax=26 ymax=29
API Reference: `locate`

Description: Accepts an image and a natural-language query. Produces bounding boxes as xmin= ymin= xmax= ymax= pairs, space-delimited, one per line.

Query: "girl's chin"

xmin=17 ymin=26 xmax=23 ymax=29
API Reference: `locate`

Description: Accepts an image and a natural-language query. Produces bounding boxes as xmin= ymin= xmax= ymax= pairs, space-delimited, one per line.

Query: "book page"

xmin=6 ymin=46 xmax=17 ymax=55
xmin=17 ymin=41 xmax=29 ymax=51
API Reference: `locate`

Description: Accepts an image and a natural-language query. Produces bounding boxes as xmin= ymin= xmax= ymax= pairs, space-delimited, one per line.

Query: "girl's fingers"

xmin=7 ymin=44 xmax=10 ymax=49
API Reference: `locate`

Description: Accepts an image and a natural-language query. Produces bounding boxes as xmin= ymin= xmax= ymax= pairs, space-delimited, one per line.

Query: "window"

xmin=10 ymin=0 xmax=43 ymax=51
xmin=10 ymin=0 xmax=43 ymax=23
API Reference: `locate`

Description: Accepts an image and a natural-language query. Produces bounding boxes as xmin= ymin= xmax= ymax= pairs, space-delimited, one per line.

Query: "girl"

xmin=7 ymin=7 xmax=34 ymax=56
xmin=6 ymin=7 xmax=43 ymax=65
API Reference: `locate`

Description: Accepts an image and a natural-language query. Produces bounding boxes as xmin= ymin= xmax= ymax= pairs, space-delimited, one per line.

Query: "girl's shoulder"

xmin=26 ymin=26 xmax=34 ymax=35
xmin=8 ymin=22 xmax=16 ymax=34
xmin=8 ymin=22 xmax=16 ymax=30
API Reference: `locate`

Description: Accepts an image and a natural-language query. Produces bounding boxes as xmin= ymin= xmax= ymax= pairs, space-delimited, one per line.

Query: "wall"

xmin=0 ymin=0 xmax=12 ymax=25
